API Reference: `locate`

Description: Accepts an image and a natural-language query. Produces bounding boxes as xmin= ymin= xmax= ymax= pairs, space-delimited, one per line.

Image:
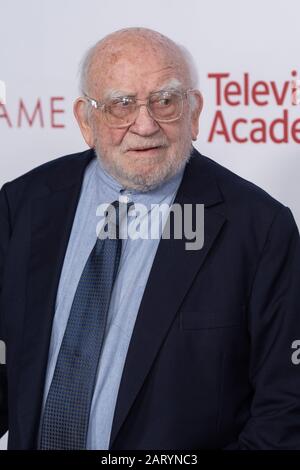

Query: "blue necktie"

xmin=39 ymin=200 xmax=131 ymax=449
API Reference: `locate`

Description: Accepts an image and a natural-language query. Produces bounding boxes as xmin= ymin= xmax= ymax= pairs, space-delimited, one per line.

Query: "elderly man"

xmin=0 ymin=27 xmax=300 ymax=450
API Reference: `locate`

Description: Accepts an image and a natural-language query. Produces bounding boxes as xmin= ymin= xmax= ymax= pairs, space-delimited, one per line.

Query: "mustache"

xmin=122 ymin=138 xmax=169 ymax=152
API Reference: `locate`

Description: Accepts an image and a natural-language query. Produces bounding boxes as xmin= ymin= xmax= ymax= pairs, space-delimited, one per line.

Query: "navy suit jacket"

xmin=1 ymin=147 xmax=300 ymax=449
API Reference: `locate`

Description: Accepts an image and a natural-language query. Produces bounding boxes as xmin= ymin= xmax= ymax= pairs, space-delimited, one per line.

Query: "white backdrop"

xmin=0 ymin=0 xmax=299 ymax=450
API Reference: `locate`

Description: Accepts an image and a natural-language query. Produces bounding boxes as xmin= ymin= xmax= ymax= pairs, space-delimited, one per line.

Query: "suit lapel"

xmin=109 ymin=149 xmax=227 ymax=448
xmin=17 ymin=149 xmax=95 ymax=448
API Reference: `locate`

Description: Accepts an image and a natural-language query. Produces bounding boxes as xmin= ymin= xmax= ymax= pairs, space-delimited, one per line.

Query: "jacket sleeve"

xmin=225 ymin=205 xmax=300 ymax=449
xmin=0 ymin=184 xmax=10 ymax=438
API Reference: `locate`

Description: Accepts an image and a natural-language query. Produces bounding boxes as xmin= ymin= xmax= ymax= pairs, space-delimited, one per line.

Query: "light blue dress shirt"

xmin=39 ymin=152 xmax=185 ymax=449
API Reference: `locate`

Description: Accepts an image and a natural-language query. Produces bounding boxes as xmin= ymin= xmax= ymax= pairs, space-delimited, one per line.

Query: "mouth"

xmin=127 ymin=146 xmax=163 ymax=153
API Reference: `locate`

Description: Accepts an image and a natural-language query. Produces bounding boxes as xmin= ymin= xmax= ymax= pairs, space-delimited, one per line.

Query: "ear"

xmin=190 ymin=91 xmax=203 ymax=141
xmin=73 ymin=97 xmax=95 ymax=147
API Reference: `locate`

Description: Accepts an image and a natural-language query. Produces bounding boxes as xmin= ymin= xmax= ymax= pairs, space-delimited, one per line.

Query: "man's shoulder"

xmin=193 ymin=150 xmax=285 ymax=215
xmin=187 ymin=149 xmax=295 ymax=240
xmin=5 ymin=148 xmax=94 ymax=187
xmin=2 ymin=148 xmax=94 ymax=202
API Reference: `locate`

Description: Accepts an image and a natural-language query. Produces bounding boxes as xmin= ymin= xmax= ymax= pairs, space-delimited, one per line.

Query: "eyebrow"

xmin=155 ymin=78 xmax=183 ymax=92
xmin=103 ymin=90 xmax=134 ymax=101
xmin=103 ymin=78 xmax=184 ymax=101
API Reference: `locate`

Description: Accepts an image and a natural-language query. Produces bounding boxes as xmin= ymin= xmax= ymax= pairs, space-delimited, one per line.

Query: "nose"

xmin=129 ymin=103 xmax=160 ymax=136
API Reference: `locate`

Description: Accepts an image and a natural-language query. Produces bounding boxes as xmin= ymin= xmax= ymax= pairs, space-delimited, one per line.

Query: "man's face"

xmin=76 ymin=45 xmax=202 ymax=191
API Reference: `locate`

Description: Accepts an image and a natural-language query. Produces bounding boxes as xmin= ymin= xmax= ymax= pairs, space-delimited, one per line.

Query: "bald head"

xmin=74 ymin=27 xmax=203 ymax=192
xmin=79 ymin=27 xmax=198 ymax=97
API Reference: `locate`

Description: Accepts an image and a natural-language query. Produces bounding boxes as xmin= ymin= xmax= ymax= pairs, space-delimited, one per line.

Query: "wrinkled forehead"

xmin=87 ymin=39 xmax=190 ymax=95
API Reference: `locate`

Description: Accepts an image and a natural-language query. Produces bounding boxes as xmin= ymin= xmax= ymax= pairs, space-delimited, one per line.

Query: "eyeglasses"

xmin=83 ymin=88 xmax=194 ymax=128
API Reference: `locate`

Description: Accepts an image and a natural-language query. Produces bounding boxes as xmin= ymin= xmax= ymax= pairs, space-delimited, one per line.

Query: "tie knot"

xmin=99 ymin=199 xmax=134 ymax=239
xmin=109 ymin=200 xmax=134 ymax=227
